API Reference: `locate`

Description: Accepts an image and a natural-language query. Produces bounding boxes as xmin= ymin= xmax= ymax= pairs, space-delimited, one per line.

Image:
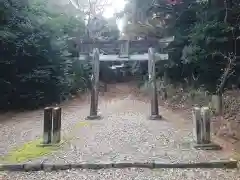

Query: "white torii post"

xmin=148 ymin=48 xmax=161 ymax=120
xmin=86 ymin=48 xmax=101 ymax=120
xmin=119 ymin=40 xmax=129 ymax=58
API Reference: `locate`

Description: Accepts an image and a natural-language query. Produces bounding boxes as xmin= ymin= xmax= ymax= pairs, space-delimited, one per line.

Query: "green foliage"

xmin=164 ymin=0 xmax=240 ymax=93
xmin=0 ymin=0 xmax=89 ymax=109
xmin=123 ymin=0 xmax=240 ymax=94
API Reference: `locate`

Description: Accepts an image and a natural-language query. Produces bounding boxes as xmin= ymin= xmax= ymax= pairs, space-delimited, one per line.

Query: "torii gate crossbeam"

xmin=75 ymin=39 xmax=173 ymax=120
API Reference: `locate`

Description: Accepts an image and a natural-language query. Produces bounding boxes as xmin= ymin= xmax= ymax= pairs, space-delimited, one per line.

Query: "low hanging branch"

xmin=216 ymin=52 xmax=236 ymax=95
xmin=215 ymin=26 xmax=238 ymax=95
xmin=192 ymin=73 xmax=199 ymax=81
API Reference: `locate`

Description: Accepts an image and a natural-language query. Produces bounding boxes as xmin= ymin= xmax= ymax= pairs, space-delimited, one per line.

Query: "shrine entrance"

xmin=76 ymin=38 xmax=173 ymax=120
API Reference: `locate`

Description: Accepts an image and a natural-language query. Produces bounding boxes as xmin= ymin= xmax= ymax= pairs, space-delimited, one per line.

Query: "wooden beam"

xmin=77 ymin=39 xmax=159 ymax=45
xmin=75 ymin=37 xmax=174 ymax=46
xmin=76 ymin=39 xmax=172 ymax=54
xmin=79 ymin=53 xmax=168 ymax=61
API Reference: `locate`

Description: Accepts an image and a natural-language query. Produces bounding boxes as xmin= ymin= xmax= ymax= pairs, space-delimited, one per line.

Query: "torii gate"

xmin=76 ymin=38 xmax=173 ymax=120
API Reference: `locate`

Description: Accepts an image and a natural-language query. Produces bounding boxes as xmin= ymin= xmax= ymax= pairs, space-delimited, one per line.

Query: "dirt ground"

xmin=137 ymin=86 xmax=240 ymax=155
xmin=1 ymin=82 xmax=240 ymax=180
xmin=0 ymin=82 xmax=239 ymax=156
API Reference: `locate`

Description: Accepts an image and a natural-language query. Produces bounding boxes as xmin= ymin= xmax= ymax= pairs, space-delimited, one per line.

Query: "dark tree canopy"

xmin=1 ymin=0 xmax=240 ymax=111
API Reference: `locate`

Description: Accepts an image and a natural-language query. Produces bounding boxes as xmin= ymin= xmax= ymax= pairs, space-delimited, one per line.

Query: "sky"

xmin=102 ymin=0 xmax=126 ymax=18
xmin=102 ymin=0 xmax=126 ymax=31
xmin=69 ymin=0 xmax=126 ymax=18
xmin=69 ymin=0 xmax=126 ymax=31
xmin=101 ymin=0 xmax=127 ymax=32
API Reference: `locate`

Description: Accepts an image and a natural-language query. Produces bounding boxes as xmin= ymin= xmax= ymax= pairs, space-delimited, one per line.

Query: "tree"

xmin=116 ymin=0 xmax=186 ymax=40
xmin=69 ymin=0 xmax=119 ymax=39
xmin=0 ymin=0 xmax=88 ymax=109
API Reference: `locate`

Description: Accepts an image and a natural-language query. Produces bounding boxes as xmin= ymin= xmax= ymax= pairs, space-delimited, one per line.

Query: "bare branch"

xmin=216 ymin=52 xmax=236 ymax=94
xmin=192 ymin=73 xmax=199 ymax=81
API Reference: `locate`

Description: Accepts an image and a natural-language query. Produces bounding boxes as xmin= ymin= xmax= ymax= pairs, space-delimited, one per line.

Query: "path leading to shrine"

xmin=1 ymin=83 xmax=239 ymax=179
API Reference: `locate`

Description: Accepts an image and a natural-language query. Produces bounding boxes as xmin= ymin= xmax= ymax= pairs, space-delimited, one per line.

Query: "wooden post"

xmin=148 ymin=48 xmax=161 ymax=120
xmin=192 ymin=107 xmax=202 ymax=144
xmin=52 ymin=107 xmax=61 ymax=144
xmin=86 ymin=48 xmax=101 ymax=120
xmin=43 ymin=107 xmax=53 ymax=144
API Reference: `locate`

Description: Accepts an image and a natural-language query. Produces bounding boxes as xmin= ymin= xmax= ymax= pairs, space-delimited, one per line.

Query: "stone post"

xmin=201 ymin=107 xmax=211 ymax=144
xmin=193 ymin=106 xmax=222 ymax=150
xmin=43 ymin=107 xmax=53 ymax=144
xmin=148 ymin=47 xmax=161 ymax=120
xmin=192 ymin=107 xmax=202 ymax=144
xmin=86 ymin=48 xmax=101 ymax=120
xmin=211 ymin=95 xmax=223 ymax=115
xmin=52 ymin=107 xmax=62 ymax=144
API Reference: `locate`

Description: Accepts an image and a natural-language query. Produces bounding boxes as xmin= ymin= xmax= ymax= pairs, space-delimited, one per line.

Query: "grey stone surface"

xmin=1 ymin=164 xmax=24 ymax=171
xmin=42 ymin=164 xmax=54 ymax=171
xmin=24 ymin=163 xmax=42 ymax=171
xmin=86 ymin=115 xmax=102 ymax=120
xmin=1 ymin=160 xmax=237 ymax=172
xmin=132 ymin=162 xmax=154 ymax=168
xmin=52 ymin=164 xmax=71 ymax=170
xmin=194 ymin=143 xmax=222 ymax=150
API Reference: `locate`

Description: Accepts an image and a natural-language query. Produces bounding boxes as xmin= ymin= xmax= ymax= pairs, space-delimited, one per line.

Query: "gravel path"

xmin=1 ymin=84 xmax=240 ymax=179
xmin=2 ymin=168 xmax=240 ymax=180
xmin=33 ymin=97 xmax=231 ymax=164
xmin=0 ymin=94 xmax=121 ymax=156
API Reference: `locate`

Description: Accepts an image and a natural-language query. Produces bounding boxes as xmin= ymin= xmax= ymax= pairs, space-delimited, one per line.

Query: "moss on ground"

xmin=1 ymin=121 xmax=90 ymax=164
xmin=74 ymin=121 xmax=89 ymax=128
xmin=2 ymin=139 xmax=58 ymax=163
xmin=230 ymin=152 xmax=240 ymax=161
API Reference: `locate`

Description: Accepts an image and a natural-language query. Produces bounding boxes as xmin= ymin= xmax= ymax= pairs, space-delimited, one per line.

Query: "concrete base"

xmin=194 ymin=143 xmax=222 ymax=150
xmin=86 ymin=115 xmax=102 ymax=120
xmin=37 ymin=142 xmax=63 ymax=147
xmin=1 ymin=160 xmax=237 ymax=171
xmin=42 ymin=133 xmax=51 ymax=145
xmin=149 ymin=114 xmax=162 ymax=120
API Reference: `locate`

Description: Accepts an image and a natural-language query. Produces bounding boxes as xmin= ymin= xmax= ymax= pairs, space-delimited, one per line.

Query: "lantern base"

xmin=194 ymin=143 xmax=222 ymax=150
xmin=86 ymin=115 xmax=102 ymax=120
xmin=149 ymin=114 xmax=162 ymax=120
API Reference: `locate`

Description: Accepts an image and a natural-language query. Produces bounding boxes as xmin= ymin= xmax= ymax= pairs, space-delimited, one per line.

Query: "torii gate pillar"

xmin=86 ymin=48 xmax=101 ymax=120
xmin=148 ymin=48 xmax=161 ymax=120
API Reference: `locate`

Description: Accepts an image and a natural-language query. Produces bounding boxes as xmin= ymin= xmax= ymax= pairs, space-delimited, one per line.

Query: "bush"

xmin=0 ymin=0 xmax=89 ymax=110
